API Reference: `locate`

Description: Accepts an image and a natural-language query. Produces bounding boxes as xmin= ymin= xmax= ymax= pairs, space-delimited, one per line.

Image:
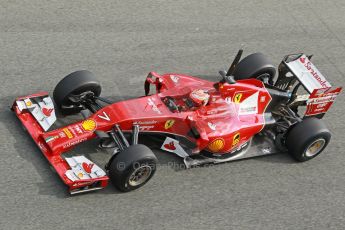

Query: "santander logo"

xmin=82 ymin=162 xmax=94 ymax=174
xmin=164 ymin=141 xmax=176 ymax=150
xmin=299 ymin=57 xmax=329 ymax=88
xmin=42 ymin=108 xmax=54 ymax=117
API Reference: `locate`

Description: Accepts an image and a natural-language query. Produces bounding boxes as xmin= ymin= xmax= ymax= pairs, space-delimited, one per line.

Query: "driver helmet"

xmin=189 ymin=89 xmax=210 ymax=106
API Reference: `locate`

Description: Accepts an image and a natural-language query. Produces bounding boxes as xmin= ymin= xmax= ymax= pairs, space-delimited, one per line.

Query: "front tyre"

xmin=53 ymin=70 xmax=101 ymax=115
xmin=107 ymin=144 xmax=158 ymax=192
xmin=286 ymin=118 xmax=331 ymax=162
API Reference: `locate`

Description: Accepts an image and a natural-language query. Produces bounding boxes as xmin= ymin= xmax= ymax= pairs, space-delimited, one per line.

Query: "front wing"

xmin=12 ymin=92 xmax=109 ymax=194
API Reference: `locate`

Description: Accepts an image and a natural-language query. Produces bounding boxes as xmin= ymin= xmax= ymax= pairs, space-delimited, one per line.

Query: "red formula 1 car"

xmin=12 ymin=50 xmax=342 ymax=194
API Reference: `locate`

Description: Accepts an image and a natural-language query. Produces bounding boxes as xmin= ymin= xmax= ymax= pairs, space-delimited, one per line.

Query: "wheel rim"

xmin=128 ymin=165 xmax=152 ymax=187
xmin=305 ymin=138 xmax=326 ymax=157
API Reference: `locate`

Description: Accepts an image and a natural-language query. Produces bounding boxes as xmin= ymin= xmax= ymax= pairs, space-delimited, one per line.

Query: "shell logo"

xmin=207 ymin=138 xmax=225 ymax=152
xmin=25 ymin=101 xmax=32 ymax=106
xmin=77 ymin=172 xmax=84 ymax=179
xmin=81 ymin=119 xmax=97 ymax=131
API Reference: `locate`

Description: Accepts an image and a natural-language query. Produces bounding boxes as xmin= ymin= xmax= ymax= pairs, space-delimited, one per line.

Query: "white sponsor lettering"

xmin=170 ymin=75 xmax=180 ymax=83
xmin=134 ymin=120 xmax=158 ymax=125
xmin=302 ymin=59 xmax=329 ymax=88
xmin=139 ymin=125 xmax=155 ymax=131
xmin=239 ymin=92 xmax=258 ymax=115
xmin=208 ymin=122 xmax=216 ymax=131
xmin=286 ymin=54 xmax=331 ymax=93
xmin=63 ymin=138 xmax=87 ymax=149
xmin=98 ymin=111 xmax=110 ymax=121
xmin=147 ymin=98 xmax=162 ymax=114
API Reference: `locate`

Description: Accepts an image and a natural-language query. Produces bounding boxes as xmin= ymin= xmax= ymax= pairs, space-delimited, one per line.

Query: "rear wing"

xmin=274 ymin=53 xmax=342 ymax=118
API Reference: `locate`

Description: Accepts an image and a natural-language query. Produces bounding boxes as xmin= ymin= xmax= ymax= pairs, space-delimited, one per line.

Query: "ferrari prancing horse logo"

xmin=164 ymin=119 xmax=175 ymax=129
xmin=232 ymin=133 xmax=240 ymax=146
xmin=233 ymin=93 xmax=242 ymax=103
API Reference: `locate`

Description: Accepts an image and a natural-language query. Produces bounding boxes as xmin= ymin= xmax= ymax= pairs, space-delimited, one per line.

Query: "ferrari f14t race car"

xmin=12 ymin=50 xmax=342 ymax=194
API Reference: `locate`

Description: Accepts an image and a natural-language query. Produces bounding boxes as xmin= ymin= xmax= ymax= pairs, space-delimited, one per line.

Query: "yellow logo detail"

xmin=82 ymin=119 xmax=96 ymax=131
xmin=63 ymin=128 xmax=73 ymax=139
xmin=164 ymin=120 xmax=175 ymax=129
xmin=232 ymin=133 xmax=240 ymax=146
xmin=234 ymin=93 xmax=242 ymax=103
xmin=207 ymin=138 xmax=225 ymax=152
xmin=25 ymin=101 xmax=32 ymax=106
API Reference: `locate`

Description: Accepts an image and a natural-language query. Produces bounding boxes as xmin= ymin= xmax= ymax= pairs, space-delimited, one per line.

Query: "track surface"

xmin=1 ymin=1 xmax=345 ymax=229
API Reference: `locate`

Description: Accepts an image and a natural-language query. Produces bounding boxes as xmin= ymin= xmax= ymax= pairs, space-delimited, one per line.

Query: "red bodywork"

xmin=12 ymin=72 xmax=272 ymax=192
xmin=304 ymin=87 xmax=342 ymax=117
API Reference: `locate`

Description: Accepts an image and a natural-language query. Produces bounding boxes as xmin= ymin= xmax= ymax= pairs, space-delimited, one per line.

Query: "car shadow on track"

xmin=1 ymin=107 xmax=68 ymax=198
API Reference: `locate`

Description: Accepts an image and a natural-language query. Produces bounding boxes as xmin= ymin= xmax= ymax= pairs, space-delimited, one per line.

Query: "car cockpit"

xmin=162 ymin=89 xmax=212 ymax=112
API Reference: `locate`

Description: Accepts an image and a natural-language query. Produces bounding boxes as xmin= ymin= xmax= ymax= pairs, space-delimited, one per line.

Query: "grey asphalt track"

xmin=1 ymin=1 xmax=345 ymax=229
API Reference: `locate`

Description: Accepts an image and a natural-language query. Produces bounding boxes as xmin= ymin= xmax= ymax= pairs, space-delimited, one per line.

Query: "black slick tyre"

xmin=107 ymin=144 xmax=158 ymax=192
xmin=233 ymin=53 xmax=276 ymax=83
xmin=53 ymin=70 xmax=101 ymax=114
xmin=286 ymin=118 xmax=331 ymax=162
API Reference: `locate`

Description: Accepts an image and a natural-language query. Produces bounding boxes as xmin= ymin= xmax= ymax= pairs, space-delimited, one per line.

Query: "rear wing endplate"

xmin=305 ymin=87 xmax=342 ymax=118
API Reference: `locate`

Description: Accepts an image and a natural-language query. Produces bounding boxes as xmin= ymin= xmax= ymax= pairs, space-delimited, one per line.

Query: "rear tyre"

xmin=286 ymin=118 xmax=331 ymax=162
xmin=107 ymin=144 xmax=158 ymax=192
xmin=233 ymin=53 xmax=276 ymax=84
xmin=53 ymin=70 xmax=101 ymax=115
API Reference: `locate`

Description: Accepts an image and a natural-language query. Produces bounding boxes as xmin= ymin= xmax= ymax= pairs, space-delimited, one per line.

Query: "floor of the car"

xmin=184 ymin=133 xmax=285 ymax=168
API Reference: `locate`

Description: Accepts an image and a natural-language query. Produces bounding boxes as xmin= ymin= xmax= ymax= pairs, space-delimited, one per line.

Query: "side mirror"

xmin=225 ymin=76 xmax=236 ymax=84
xmin=219 ymin=70 xmax=236 ymax=84
xmin=219 ymin=70 xmax=227 ymax=78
